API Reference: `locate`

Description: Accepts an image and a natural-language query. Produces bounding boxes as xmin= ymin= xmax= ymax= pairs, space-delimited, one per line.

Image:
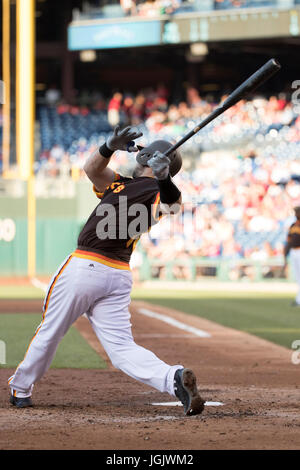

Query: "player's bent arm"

xmin=83 ymin=148 xmax=115 ymax=193
xmin=157 ymin=175 xmax=182 ymax=215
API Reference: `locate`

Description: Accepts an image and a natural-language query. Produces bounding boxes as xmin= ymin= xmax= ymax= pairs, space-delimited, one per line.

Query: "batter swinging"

xmin=8 ymin=126 xmax=204 ymax=416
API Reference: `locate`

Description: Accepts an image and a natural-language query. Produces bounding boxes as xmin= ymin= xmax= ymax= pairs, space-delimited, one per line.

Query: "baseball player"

xmin=8 ymin=125 xmax=205 ymax=416
xmin=284 ymin=206 xmax=300 ymax=306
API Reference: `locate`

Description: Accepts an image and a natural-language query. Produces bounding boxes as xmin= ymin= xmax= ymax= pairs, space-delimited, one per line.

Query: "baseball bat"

xmin=164 ymin=58 xmax=281 ymax=157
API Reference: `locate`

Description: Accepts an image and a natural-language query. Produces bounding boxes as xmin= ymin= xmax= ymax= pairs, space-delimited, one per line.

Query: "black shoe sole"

xmin=10 ymin=395 xmax=33 ymax=408
xmin=181 ymin=369 xmax=205 ymax=416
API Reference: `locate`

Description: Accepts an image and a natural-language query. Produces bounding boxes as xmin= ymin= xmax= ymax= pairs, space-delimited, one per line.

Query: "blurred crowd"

xmin=119 ymin=0 xmax=180 ymax=16
xmin=116 ymin=0 xmax=283 ymax=18
xmin=37 ymin=84 xmax=298 ymax=177
xmin=32 ymin=87 xmax=300 ymax=280
xmin=2 ymin=84 xmax=299 ymax=278
xmin=136 ymin=150 xmax=296 ymax=279
xmin=73 ymin=0 xmax=298 ymax=22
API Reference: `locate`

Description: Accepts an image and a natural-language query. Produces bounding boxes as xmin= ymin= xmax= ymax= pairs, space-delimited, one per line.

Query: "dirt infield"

xmin=0 ymin=298 xmax=299 ymax=450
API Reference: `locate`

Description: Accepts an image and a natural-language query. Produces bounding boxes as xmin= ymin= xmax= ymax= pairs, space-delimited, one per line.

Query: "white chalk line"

xmin=152 ymin=401 xmax=224 ymax=407
xmin=30 ymin=281 xmax=211 ymax=339
xmin=138 ymin=308 xmax=211 ymax=338
xmin=135 ymin=334 xmax=196 ymax=338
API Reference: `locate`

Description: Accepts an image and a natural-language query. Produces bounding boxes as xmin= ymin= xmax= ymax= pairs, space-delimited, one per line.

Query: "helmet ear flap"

xmin=169 ymin=150 xmax=182 ymax=177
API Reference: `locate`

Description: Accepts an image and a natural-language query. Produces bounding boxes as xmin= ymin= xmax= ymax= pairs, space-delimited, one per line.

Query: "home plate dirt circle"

xmin=1 ymin=298 xmax=300 ymax=450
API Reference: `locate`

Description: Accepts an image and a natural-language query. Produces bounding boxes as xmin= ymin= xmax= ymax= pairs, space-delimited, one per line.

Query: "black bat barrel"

xmin=164 ymin=58 xmax=281 ymax=157
xmin=221 ymin=58 xmax=281 ymax=111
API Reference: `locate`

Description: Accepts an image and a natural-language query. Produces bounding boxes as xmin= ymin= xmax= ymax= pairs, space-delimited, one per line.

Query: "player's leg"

xmin=290 ymin=249 xmax=300 ymax=304
xmin=8 ymin=255 xmax=109 ymax=401
xmin=88 ymin=269 xmax=205 ymax=414
xmin=87 ymin=269 xmax=183 ymax=396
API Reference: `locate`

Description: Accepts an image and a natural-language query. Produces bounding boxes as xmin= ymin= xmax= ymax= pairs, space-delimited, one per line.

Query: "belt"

xmin=73 ymin=249 xmax=130 ymax=270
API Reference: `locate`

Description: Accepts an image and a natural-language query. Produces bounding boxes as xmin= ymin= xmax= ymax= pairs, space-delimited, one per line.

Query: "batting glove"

xmin=107 ymin=125 xmax=143 ymax=152
xmin=147 ymin=151 xmax=170 ymax=180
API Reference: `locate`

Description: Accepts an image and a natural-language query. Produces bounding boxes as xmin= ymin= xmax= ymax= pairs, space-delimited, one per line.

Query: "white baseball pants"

xmin=290 ymin=248 xmax=300 ymax=304
xmin=8 ymin=253 xmax=182 ymax=398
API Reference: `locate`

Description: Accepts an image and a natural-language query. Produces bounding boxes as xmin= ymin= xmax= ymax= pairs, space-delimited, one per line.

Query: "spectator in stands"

xmin=56 ymin=101 xmax=70 ymax=115
xmin=59 ymin=154 xmax=72 ymax=179
xmin=107 ymin=92 xmax=123 ymax=127
xmin=45 ymin=85 xmax=61 ymax=106
xmin=214 ymin=0 xmax=247 ymax=9
xmin=77 ymin=0 xmax=282 ymax=20
xmin=120 ymin=0 xmax=137 ymax=16
xmin=50 ymin=144 xmax=64 ymax=162
xmin=122 ymin=95 xmax=134 ymax=124
xmin=186 ymin=86 xmax=203 ymax=109
xmin=129 ymin=93 xmax=147 ymax=125
xmin=137 ymin=0 xmax=161 ymax=17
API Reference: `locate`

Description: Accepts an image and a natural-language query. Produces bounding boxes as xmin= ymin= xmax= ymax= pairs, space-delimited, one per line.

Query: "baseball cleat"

xmin=10 ymin=395 xmax=33 ymax=408
xmin=174 ymin=368 xmax=205 ymax=416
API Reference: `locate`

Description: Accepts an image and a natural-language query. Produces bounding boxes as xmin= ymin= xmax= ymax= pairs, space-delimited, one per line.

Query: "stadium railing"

xmin=139 ymin=255 xmax=289 ymax=282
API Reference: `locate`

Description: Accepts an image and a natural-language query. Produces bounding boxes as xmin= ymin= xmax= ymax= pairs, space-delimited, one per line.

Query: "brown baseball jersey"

xmin=287 ymin=221 xmax=300 ymax=248
xmin=77 ymin=172 xmax=161 ymax=267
